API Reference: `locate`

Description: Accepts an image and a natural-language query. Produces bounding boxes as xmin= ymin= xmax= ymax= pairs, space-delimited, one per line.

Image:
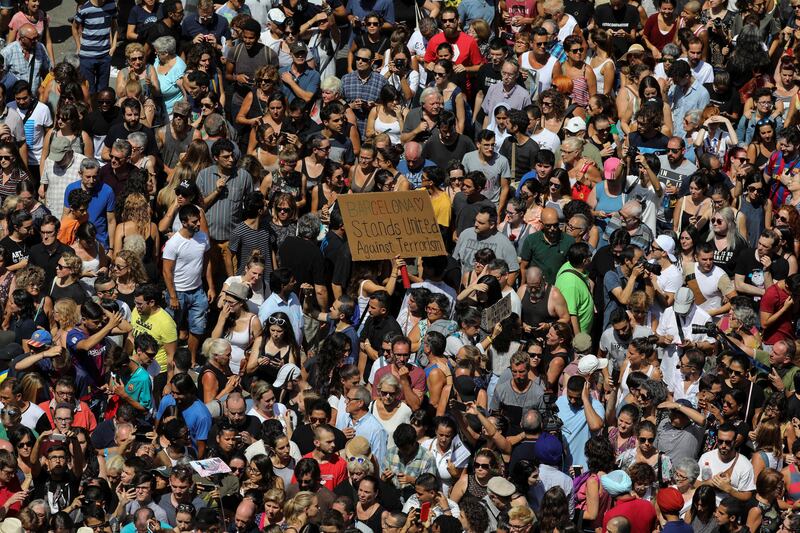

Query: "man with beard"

xmin=517 ymin=266 xmax=570 ymax=337
xmin=656 ymin=287 xmax=716 ymax=385
xmin=698 ymin=423 xmax=755 ymax=503
xmin=452 ymin=206 xmax=520 ymax=284
xmin=82 ymin=88 xmax=120 ymax=159
xmin=489 ymin=351 xmax=545 ymax=427
xmin=301 ymin=424 xmax=347 ymax=491
xmin=292 ymin=399 xmax=347 ymax=455
xmin=500 ymin=110 xmax=539 ymax=185
xmin=163 ymin=205 xmax=214 ymax=363
xmin=401 ymin=87 xmax=443 ymax=144
xmin=102 ymin=99 xmax=158 ymax=161
xmin=519 ymin=207 xmax=575 ymax=285
xmin=555 ymin=375 xmax=604 ymax=467
xmin=156 ymin=100 xmax=194 ymax=173
xmin=156 ymin=464 xmax=208 ymax=526
xmin=423 ymin=8 xmax=483 ymax=88
xmin=599 ymin=308 xmax=651 ymax=372
xmin=156 ymin=373 xmax=213 ymax=457
xmin=31 ymin=441 xmax=83 ymax=514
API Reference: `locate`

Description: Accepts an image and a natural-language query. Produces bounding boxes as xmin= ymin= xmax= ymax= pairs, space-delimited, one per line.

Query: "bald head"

xmin=540 ymin=207 xmax=559 ymax=226
xmin=525 ymin=266 xmax=543 ymax=284
xmin=235 ymin=499 xmax=257 ymax=524
xmin=19 ymin=24 xmax=39 ymax=41
xmin=405 ymin=142 xmax=421 ymax=159
xmin=606 ymin=517 xmax=631 ymax=533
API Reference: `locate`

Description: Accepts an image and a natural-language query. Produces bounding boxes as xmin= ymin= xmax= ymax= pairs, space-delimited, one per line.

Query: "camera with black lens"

xmin=692 ymin=322 xmax=718 ymax=335
xmin=541 ymin=392 xmax=563 ymax=435
xmin=637 ymin=258 xmax=662 ymax=276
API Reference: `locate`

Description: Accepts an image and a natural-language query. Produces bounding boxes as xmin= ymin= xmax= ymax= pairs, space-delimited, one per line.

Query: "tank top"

xmin=53 ymin=131 xmax=84 ymax=156
xmin=594 ymin=182 xmax=624 ymax=232
xmin=225 ymin=316 xmax=253 ymax=374
xmin=591 ymin=57 xmax=613 ymax=94
xmin=521 ymin=285 xmax=552 ymax=330
xmin=373 ymin=114 xmax=401 ymax=144
xmin=300 ymin=158 xmax=324 ymax=193
xmin=520 ymin=52 xmax=557 ymax=94
xmin=356 ymin=504 xmax=385 ymax=533
xmin=161 ymin=124 xmax=195 ymax=169
xmin=465 ymin=474 xmax=489 ymax=499
xmin=786 ymin=463 xmax=800 ymax=504
xmin=201 ymin=363 xmax=229 ymax=396
xmin=570 ymin=65 xmax=590 ymax=107
xmin=694 ymin=263 xmax=725 ymax=314
xmin=79 ymin=255 xmax=100 ymax=293
xmin=740 ymin=196 xmax=766 ymax=248
xmin=616 ymin=362 xmax=656 ymax=411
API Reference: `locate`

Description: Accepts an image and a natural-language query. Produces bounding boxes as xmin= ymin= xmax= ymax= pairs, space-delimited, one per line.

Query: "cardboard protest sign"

xmin=481 ymin=294 xmax=512 ymax=332
xmin=338 ymin=191 xmax=446 ymax=261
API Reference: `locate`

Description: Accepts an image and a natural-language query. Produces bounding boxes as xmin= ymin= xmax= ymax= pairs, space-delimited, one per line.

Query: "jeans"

xmin=165 ymin=286 xmax=208 ymax=335
xmin=79 ymin=54 xmax=112 ymax=94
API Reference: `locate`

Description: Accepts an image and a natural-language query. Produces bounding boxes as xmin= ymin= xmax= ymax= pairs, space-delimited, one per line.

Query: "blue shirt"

xmin=258 ymin=292 xmax=303 ymax=345
xmin=74 ymin=0 xmax=118 ymax=58
xmin=668 ymin=78 xmax=710 ymax=137
xmin=156 ymin=395 xmax=212 ymax=447
xmin=347 ymin=412 xmax=388 ymax=464
xmin=554 ymin=395 xmax=605 ymax=467
xmin=63 ymin=181 xmax=115 ymax=247
xmin=181 ymin=12 xmax=230 ymax=40
xmin=278 ymin=66 xmax=321 ymax=104
xmin=397 ymin=159 xmax=436 ymax=189
xmin=662 ymin=520 xmax=694 ymax=533
xmin=346 ymin=0 xmax=394 ymax=23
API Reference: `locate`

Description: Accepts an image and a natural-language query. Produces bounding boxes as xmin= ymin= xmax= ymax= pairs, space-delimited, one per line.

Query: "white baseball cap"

xmin=654 ymin=235 xmax=677 ymax=263
xmin=673 ymin=287 xmax=695 ymax=315
xmin=564 ymin=117 xmax=586 ymax=133
xmin=578 ymin=354 xmax=609 ymax=375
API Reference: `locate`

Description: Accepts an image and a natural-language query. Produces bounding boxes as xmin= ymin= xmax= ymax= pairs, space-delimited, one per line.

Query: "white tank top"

xmin=694 ymin=263 xmax=725 ymax=316
xmin=373 ymin=115 xmax=401 ymax=144
xmin=616 ymin=362 xmax=655 ymax=411
xmin=591 ymin=57 xmax=614 ymax=94
xmin=520 ymin=52 xmax=557 ymax=95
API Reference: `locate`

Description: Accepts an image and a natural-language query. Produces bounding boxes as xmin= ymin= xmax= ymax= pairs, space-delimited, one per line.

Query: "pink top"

xmin=8 ymin=11 xmax=49 ymax=35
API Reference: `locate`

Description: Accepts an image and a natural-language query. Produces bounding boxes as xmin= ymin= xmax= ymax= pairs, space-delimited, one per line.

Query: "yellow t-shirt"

xmin=430 ymin=192 xmax=452 ymax=228
xmin=131 ymin=307 xmax=178 ymax=372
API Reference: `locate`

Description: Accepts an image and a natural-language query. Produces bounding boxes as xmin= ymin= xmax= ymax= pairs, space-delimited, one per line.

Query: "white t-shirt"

xmin=162 ymin=231 xmax=210 ymax=292
xmin=501 ymin=286 xmax=522 ymax=317
xmin=11 ymin=101 xmax=52 ymax=166
xmin=698 ymin=450 xmax=756 ymax=504
xmin=21 ymin=402 xmax=45 ymax=429
xmin=532 ymin=128 xmax=561 ymax=154
xmin=679 ymin=58 xmax=714 ymax=85
xmin=654 ymin=264 xmax=684 ymax=320
xmin=656 ymin=305 xmax=716 ymax=385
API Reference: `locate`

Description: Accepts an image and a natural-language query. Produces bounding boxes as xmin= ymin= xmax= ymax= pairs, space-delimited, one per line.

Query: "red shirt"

xmin=38 ymin=400 xmax=98 ymax=432
xmin=760 ymin=283 xmax=795 ymax=345
xmin=602 ymin=496 xmax=657 ymax=533
xmin=371 ymin=365 xmax=426 ymax=401
xmin=642 ymin=13 xmax=677 ymax=51
xmin=424 ymin=31 xmax=484 ymax=67
xmin=0 ymin=477 xmax=22 ymax=517
xmin=296 ymin=452 xmax=347 ymax=491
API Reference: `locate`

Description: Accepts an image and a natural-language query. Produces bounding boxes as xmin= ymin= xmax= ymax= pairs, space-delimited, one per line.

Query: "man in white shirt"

xmin=649 ymin=234 xmax=684 ymax=319
xmin=683 ymin=37 xmax=714 ymax=85
xmin=656 ymin=287 xmax=716 ymax=385
xmin=402 ymin=473 xmax=460 ymax=519
xmin=698 ymin=424 xmax=756 ymax=504
xmin=163 ymin=204 xmax=213 ymax=364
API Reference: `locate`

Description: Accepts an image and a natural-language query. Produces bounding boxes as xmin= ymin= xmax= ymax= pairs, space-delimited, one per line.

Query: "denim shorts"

xmin=166 ymin=286 xmax=208 ymax=335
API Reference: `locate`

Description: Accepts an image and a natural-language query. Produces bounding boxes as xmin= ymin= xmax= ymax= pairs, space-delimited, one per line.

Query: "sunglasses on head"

xmin=268 ymin=316 xmax=287 ymax=326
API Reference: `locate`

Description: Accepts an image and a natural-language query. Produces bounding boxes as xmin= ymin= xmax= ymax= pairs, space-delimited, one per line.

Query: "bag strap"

xmin=27 ymin=50 xmax=36 ymax=89
xmin=563 ymin=268 xmax=591 ymax=292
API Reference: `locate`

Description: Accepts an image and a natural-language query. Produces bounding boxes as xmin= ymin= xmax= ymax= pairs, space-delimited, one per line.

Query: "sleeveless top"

xmin=350 ymin=171 xmax=376 ymax=194
xmin=355 ymin=504 xmax=385 ymax=533
xmin=570 ymin=65 xmax=590 ymax=107
xmin=740 ymin=196 xmax=767 ymax=248
xmin=465 ymin=474 xmax=489 ymax=500
xmin=520 ymin=52 xmax=557 ymax=94
xmin=120 ymin=65 xmax=154 ymax=98
xmin=373 ymin=114 xmax=401 ymax=144
xmin=201 ymin=363 xmax=229 ymax=397
xmin=79 ymin=255 xmax=100 ymax=293
xmin=616 ymin=363 xmax=656 ymax=411
xmin=161 ymin=124 xmax=195 ymax=169
xmin=225 ymin=315 xmax=254 ymax=375
xmin=521 ymin=285 xmax=552 ymax=330
xmin=300 ymin=158 xmax=324 ymax=193
xmin=246 ymin=88 xmax=269 ymax=121
xmin=594 ymin=182 xmax=624 ymax=232
xmin=591 ymin=57 xmax=613 ymax=94
xmin=786 ymin=463 xmax=800 ymax=504
xmin=53 ymin=131 xmax=84 ymax=156
xmin=756 ymin=500 xmax=781 ymax=533
xmin=121 ymin=225 xmax=157 ymax=281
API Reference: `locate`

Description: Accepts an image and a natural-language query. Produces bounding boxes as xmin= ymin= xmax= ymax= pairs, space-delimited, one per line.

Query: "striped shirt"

xmin=228 ymin=218 xmax=275 ymax=277
xmin=74 ymin=0 xmax=118 ymax=58
xmin=195 ymin=165 xmax=253 ymax=241
xmin=0 ymin=41 xmax=51 ymax=96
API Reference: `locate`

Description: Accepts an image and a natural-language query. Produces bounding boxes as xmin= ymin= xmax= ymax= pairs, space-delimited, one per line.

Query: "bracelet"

xmin=485 ymin=335 xmax=494 ymax=344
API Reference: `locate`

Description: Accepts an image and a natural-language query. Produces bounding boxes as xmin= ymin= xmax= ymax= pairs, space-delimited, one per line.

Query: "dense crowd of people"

xmin=0 ymin=0 xmax=800 ymax=530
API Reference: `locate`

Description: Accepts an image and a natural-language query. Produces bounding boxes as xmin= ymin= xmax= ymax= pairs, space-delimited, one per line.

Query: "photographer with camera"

xmin=656 ymin=287 xmax=717 ymax=384
xmin=602 ymin=244 xmax=650 ymax=330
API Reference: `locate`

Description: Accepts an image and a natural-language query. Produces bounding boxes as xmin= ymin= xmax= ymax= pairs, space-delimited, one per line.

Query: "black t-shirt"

xmin=500 ymin=136 xmax=540 ymax=182
xmin=29 ymin=242 xmax=71 ymax=290
xmin=594 ymin=4 xmax=641 ymax=58
xmin=627 ymin=131 xmax=669 ymax=153
xmin=735 ymin=247 xmax=790 ymax=289
xmin=451 ymin=192 xmax=495 ymax=235
xmin=291 ymin=423 xmax=347 ymax=455
xmin=104 ymin=122 xmax=159 ymax=157
xmin=712 ymin=235 xmax=749 ymax=277
xmin=788 ymin=394 xmax=800 ymax=421
xmin=91 ymin=420 xmax=117 ymax=450
xmin=704 ymin=82 xmax=743 ymax=119
xmin=141 ymin=19 xmax=186 ymax=55
xmin=279 ymin=237 xmax=326 ymax=286
xmin=359 ymin=315 xmax=402 ymax=377
xmin=565 ymin=0 xmax=594 ymax=27
xmin=31 ymin=470 xmax=80 ymax=513
xmin=321 ymin=231 xmax=351 ymax=288
xmin=83 ymin=108 xmax=120 ymax=138
xmin=0 ymin=236 xmax=28 ymax=267
xmin=422 ymin=132 xmax=476 ymax=170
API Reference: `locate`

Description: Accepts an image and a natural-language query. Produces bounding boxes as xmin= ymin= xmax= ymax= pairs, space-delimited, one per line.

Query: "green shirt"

xmin=755 ymin=350 xmax=799 ymax=392
xmin=555 ymin=261 xmax=594 ymax=333
xmin=519 ymin=232 xmax=575 ymax=285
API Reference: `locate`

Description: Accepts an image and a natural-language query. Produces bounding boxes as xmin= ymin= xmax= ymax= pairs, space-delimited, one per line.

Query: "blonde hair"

xmin=59 ymin=252 xmax=83 ymax=280
xmin=15 ymin=266 xmax=45 ymax=290
xmin=125 ymin=42 xmax=145 ymax=58
xmin=106 ymin=454 xmax=125 ymax=473
xmin=54 ymin=298 xmax=81 ymax=329
xmin=121 ymin=192 xmax=151 ymax=236
xmin=628 ymin=290 xmax=652 ymax=312
xmin=122 ymin=234 xmax=146 ymax=257
xmin=116 ymin=249 xmax=149 ymax=284
xmin=470 ymin=19 xmax=490 ymax=40
xmin=157 ymin=163 xmax=195 ymax=212
xmin=755 ymin=419 xmax=783 ymax=455
xmin=264 ymin=488 xmax=285 ymax=505
xmin=250 ymin=380 xmax=272 ymax=402
xmin=284 ymin=492 xmax=316 ymax=524
xmin=19 ymin=373 xmax=46 ymax=403
xmin=508 ymin=506 xmax=535 ymax=525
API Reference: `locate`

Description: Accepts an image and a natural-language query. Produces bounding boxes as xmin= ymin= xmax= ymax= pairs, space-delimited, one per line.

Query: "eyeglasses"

xmin=268 ymin=316 xmax=286 ymax=326
xmin=541 ymin=101 xmax=553 ymax=106
xmin=441 ymin=16 xmax=457 ymax=23
xmin=778 ymin=214 xmax=790 ymax=223
xmin=110 ymin=155 xmax=126 ymax=161
xmin=129 ymin=56 xmax=144 ymax=61
xmin=638 ymin=436 xmax=655 ymax=444
xmin=201 ymin=103 xmax=215 ymax=109
xmin=348 ymin=455 xmax=368 ymax=463
xmin=113 ymin=263 xmax=127 ymax=269
xmin=97 ymin=99 xmax=114 ymax=105
xmin=726 ymin=367 xmax=744 ymax=377
xmin=55 ymin=264 xmax=68 ymax=270
xmin=434 ymin=72 xmax=446 ymax=78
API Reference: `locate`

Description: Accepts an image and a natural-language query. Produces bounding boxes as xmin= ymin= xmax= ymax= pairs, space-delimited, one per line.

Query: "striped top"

xmin=74 ymin=0 xmax=118 ymax=58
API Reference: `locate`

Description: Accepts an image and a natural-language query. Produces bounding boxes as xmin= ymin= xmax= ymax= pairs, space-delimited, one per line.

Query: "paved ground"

xmin=44 ymin=0 xmax=79 ymax=63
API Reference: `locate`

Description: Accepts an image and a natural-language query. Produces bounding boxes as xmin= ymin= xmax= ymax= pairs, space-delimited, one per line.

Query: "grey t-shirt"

xmin=656 ymin=155 xmax=697 ymax=222
xmin=452 ymin=228 xmax=520 ymax=274
xmin=655 ymin=418 xmax=704 ymax=464
xmin=489 ymin=377 xmax=546 ymax=420
xmin=462 ymin=150 xmax=511 ymax=204
xmin=599 ymin=325 xmax=652 ymax=371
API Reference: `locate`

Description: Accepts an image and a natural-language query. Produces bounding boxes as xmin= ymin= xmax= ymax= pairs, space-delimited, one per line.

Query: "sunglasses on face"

xmin=638 ymin=437 xmax=655 ymax=444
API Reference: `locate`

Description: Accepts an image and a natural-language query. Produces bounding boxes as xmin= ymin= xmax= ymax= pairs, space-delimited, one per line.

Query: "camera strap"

xmin=675 ymin=314 xmax=686 ymax=345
